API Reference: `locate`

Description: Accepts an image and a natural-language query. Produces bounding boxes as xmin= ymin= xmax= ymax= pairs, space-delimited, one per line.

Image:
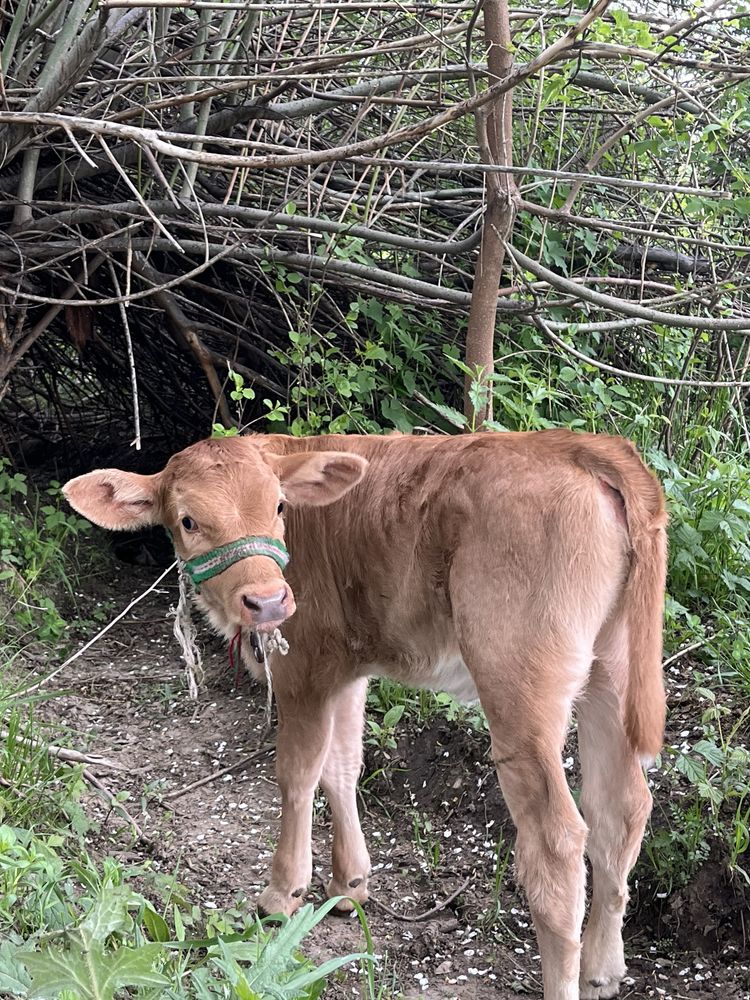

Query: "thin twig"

xmin=662 ymin=640 xmax=709 ymax=670
xmin=0 ymin=253 xmax=108 ymax=381
xmin=96 ymin=135 xmax=184 ymax=251
xmin=163 ymin=743 xmax=275 ymax=800
xmin=107 ymin=259 xmax=142 ymax=450
xmin=369 ymin=876 xmax=472 ymax=922
xmin=83 ymin=767 xmax=146 ymax=840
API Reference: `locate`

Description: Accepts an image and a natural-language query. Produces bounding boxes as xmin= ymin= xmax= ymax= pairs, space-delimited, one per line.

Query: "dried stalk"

xmin=463 ymin=0 xmax=518 ymax=425
xmin=0 ymin=0 xmax=747 ymax=453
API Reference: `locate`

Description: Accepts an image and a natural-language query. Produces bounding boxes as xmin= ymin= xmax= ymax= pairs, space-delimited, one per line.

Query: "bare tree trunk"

xmin=464 ymin=0 xmax=518 ymax=426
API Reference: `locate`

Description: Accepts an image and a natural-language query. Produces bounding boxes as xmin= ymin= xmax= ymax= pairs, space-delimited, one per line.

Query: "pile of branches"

xmin=1 ymin=0 xmax=749 ymax=468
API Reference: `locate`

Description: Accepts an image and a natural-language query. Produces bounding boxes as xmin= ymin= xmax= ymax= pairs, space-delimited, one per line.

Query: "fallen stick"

xmin=163 ymin=743 xmax=275 ymax=801
xmin=22 ymin=561 xmax=177 ymax=694
xmin=49 ymin=745 xmax=125 ymax=770
xmin=369 ymin=875 xmax=473 ymax=922
xmin=0 ymin=730 xmax=124 ymax=771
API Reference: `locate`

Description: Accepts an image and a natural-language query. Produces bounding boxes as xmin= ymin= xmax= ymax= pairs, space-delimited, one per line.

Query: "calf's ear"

xmin=269 ymin=451 xmax=367 ymax=506
xmin=63 ymin=469 xmax=162 ymax=530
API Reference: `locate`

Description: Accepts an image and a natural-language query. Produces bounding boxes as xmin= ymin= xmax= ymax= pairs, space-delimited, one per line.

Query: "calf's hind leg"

xmin=578 ymin=648 xmax=653 ymax=999
xmin=466 ymin=643 xmax=591 ymax=1000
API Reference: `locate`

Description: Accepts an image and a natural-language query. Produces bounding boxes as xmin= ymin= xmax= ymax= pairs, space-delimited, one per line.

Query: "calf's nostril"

xmin=241 ymin=588 xmax=289 ymax=620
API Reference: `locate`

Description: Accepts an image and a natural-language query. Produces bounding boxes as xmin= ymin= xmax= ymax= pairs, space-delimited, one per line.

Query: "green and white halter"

xmin=180 ymin=535 xmax=289 ymax=589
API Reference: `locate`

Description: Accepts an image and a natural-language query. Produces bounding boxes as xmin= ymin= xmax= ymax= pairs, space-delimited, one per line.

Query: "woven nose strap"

xmin=181 ymin=536 xmax=289 ymax=588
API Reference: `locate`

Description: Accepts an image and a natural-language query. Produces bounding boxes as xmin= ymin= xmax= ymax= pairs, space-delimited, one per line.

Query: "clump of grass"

xmin=0 ymin=459 xmax=91 ymax=657
xmin=643 ymin=692 xmax=750 ymax=894
xmin=0 ymin=461 xmax=97 ymax=845
xmin=0 ymin=830 xmax=375 ymax=999
xmin=0 ymin=696 xmax=90 ymax=837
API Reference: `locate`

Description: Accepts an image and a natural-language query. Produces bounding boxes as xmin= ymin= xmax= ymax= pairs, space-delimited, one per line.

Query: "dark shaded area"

xmin=613 ymin=243 xmax=711 ymax=277
xmin=643 ymin=853 xmax=750 ymax=958
xmin=1 ymin=245 xmax=290 ymax=479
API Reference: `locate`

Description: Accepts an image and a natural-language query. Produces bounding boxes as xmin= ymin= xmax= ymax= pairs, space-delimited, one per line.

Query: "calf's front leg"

xmin=320 ymin=677 xmax=371 ymax=911
xmin=258 ymin=681 xmax=334 ymax=917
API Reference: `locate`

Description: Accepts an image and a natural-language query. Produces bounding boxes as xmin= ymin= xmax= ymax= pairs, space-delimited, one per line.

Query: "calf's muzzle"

xmin=240 ymin=585 xmax=291 ymax=627
xmin=179 ymin=533 xmax=294 ymax=629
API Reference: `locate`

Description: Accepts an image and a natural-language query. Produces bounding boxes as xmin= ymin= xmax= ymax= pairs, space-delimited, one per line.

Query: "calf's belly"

xmin=367 ymin=652 xmax=479 ymax=704
xmin=426 ymin=653 xmax=479 ymax=702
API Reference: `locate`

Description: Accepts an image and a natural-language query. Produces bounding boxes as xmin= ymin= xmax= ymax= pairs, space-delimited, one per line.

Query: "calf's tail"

xmin=577 ymin=438 xmax=668 ymax=761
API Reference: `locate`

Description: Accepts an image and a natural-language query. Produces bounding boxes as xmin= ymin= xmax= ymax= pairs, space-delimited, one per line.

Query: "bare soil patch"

xmin=42 ymin=566 xmax=750 ymax=999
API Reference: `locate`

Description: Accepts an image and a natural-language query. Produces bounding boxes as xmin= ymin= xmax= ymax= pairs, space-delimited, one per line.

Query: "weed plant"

xmin=0 ymin=460 xmax=90 ymax=657
xmin=0 ymin=830 xmax=374 ymax=999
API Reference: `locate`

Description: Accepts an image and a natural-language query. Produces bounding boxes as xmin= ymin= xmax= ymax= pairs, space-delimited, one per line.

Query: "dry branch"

xmin=463 ymin=0 xmax=518 ymax=424
xmin=124 ymin=248 xmax=235 ymax=426
xmin=163 ymin=744 xmax=275 ymax=801
xmin=1 ymin=0 xmax=748 ymax=454
xmin=506 ymin=245 xmax=750 ymax=332
xmin=0 ymin=731 xmax=124 ymax=771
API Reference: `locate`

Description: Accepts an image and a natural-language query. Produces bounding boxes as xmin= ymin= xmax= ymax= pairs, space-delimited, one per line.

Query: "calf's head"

xmin=63 ymin=437 xmax=366 ymax=639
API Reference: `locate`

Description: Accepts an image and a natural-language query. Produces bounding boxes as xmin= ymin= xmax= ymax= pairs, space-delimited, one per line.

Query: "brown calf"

xmin=64 ymin=429 xmax=667 ymax=1000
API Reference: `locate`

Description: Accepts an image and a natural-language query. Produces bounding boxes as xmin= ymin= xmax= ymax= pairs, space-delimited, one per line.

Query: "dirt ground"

xmin=42 ymin=565 xmax=750 ymax=999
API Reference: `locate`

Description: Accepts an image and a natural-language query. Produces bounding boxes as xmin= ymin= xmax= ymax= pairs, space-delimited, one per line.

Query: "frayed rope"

xmin=173 ymin=565 xmax=204 ymax=700
xmin=172 ymin=565 xmax=290 ymax=731
xmin=261 ymin=627 xmax=289 ymax=737
xmin=228 ymin=626 xmax=289 ymax=735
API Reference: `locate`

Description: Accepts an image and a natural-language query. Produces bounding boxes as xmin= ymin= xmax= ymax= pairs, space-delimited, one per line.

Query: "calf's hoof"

xmin=326 ymin=874 xmax=369 ymax=913
xmin=257 ymin=884 xmax=307 ymax=919
xmin=580 ymin=942 xmax=626 ymax=999
xmin=580 ymin=975 xmax=623 ymax=999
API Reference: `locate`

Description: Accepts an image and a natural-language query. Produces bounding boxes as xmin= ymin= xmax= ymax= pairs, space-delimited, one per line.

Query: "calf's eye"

xmin=181 ymin=516 xmax=198 ymax=532
xmin=277 ymin=501 xmax=285 ymax=515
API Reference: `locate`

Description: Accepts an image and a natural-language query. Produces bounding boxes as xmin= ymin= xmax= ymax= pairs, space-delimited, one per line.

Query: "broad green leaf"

xmin=693 ymin=740 xmax=725 ymax=767
xmin=0 ymin=942 xmax=30 ymax=995
xmin=102 ymin=943 xmax=169 ymax=990
xmin=22 ymin=949 xmax=95 ymax=1000
xmin=382 ymin=705 xmax=405 ymax=729
xmin=0 ymin=826 xmax=18 ymax=850
xmin=676 ymin=754 xmax=704 ymax=785
xmin=143 ymin=906 xmax=171 ymax=944
xmin=79 ymin=889 xmax=132 ymax=947
xmin=285 ymin=948 xmax=374 ymax=993
xmin=211 ymin=936 xmax=264 ymax=963
xmin=424 ymin=401 xmax=467 ymax=428
xmin=22 ymin=941 xmax=167 ymax=1000
xmin=173 ymin=904 xmax=185 ymax=942
xmin=380 ymin=396 xmax=413 ymax=433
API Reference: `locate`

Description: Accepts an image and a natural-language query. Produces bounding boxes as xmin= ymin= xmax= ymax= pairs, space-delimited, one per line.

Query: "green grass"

xmin=0 ymin=459 xmax=93 ymax=657
xmin=0 ymin=825 xmax=375 ymax=1000
xmin=0 ymin=699 xmax=90 ymax=836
